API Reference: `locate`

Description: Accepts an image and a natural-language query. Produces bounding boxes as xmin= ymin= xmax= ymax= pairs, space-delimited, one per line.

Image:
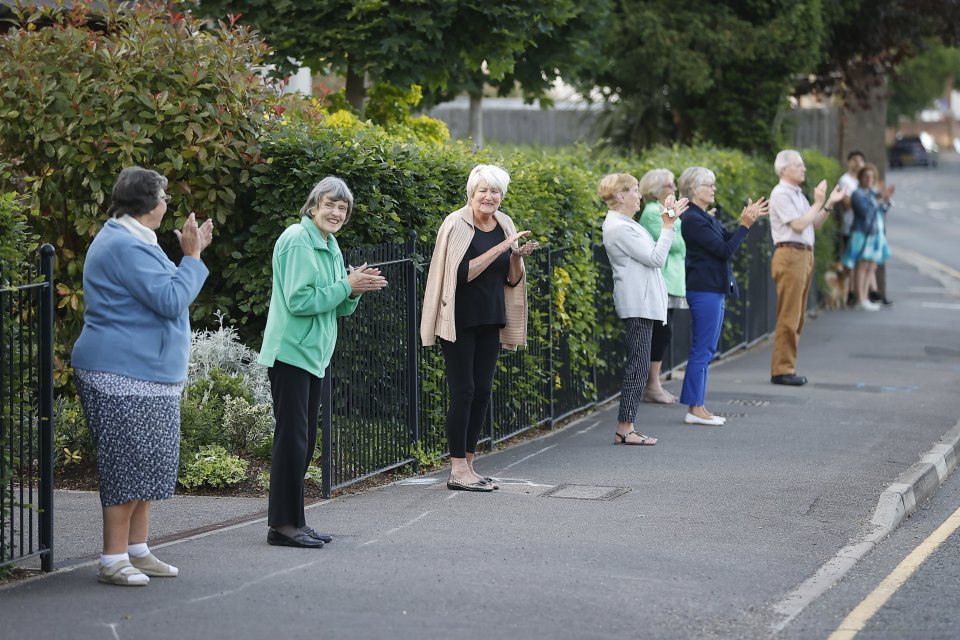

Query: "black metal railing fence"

xmin=1 ymin=244 xmax=55 ymax=572
xmin=318 ymin=232 xmax=779 ymax=496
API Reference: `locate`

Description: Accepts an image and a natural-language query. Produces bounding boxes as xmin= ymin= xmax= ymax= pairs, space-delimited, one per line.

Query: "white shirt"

xmin=115 ymin=214 xmax=159 ymax=245
xmin=769 ymin=180 xmax=815 ymax=247
xmin=838 ymin=172 xmax=858 ymax=236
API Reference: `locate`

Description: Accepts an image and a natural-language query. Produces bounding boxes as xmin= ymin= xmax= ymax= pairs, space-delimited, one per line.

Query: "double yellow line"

xmin=828 ymin=505 xmax=960 ymax=639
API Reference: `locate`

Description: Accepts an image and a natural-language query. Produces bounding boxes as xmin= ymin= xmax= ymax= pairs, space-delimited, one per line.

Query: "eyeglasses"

xmin=160 ymin=194 xmax=172 ymax=203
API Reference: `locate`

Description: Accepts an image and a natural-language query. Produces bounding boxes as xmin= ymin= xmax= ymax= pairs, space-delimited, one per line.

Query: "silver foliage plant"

xmin=188 ymin=311 xmax=272 ymax=407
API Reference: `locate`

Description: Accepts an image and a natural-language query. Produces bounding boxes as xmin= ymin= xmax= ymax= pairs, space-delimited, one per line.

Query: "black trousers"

xmin=649 ymin=309 xmax=674 ymax=363
xmin=439 ymin=325 xmax=500 ymax=458
xmin=267 ymin=360 xmax=321 ymax=529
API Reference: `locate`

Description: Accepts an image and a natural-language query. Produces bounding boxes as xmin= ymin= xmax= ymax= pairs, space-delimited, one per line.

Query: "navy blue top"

xmin=681 ymin=204 xmax=750 ymax=298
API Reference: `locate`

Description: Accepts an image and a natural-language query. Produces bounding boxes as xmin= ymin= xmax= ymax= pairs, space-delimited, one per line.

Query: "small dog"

xmin=822 ymin=261 xmax=849 ymax=310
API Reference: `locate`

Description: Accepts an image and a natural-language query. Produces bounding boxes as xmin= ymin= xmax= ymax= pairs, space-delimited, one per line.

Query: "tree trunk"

xmin=345 ymin=63 xmax=366 ymax=118
xmin=468 ymin=91 xmax=484 ymax=148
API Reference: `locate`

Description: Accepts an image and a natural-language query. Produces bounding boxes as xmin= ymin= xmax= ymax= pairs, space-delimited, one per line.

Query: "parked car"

xmin=888 ymin=134 xmax=938 ymax=168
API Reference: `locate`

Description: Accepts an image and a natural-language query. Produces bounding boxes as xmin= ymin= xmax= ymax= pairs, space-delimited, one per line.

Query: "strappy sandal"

xmin=97 ymin=559 xmax=149 ymax=586
xmin=129 ymin=552 xmax=179 ymax=577
xmin=613 ymin=430 xmax=658 ymax=445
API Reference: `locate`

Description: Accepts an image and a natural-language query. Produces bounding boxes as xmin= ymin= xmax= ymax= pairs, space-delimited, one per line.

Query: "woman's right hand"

xmin=347 ymin=263 xmax=388 ymax=297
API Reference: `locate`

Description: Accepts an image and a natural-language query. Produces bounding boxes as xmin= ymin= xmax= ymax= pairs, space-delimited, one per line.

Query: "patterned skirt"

xmin=74 ymin=369 xmax=184 ymax=508
xmin=842 ymin=216 xmax=890 ymax=268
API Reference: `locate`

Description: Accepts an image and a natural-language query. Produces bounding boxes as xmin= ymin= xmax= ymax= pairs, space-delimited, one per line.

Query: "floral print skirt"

xmin=74 ymin=369 xmax=184 ymax=508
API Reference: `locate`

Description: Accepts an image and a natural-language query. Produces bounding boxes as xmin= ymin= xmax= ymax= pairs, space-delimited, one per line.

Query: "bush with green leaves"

xmin=178 ymin=445 xmax=248 ymax=490
xmin=0 ymin=1 xmax=276 ymax=383
xmin=53 ymin=394 xmax=94 ymax=469
xmin=222 ymin=395 xmax=273 ymax=457
xmin=179 ymin=368 xmax=252 ymax=456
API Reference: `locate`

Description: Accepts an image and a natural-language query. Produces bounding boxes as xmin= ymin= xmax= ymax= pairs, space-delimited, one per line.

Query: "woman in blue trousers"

xmin=678 ymin=167 xmax=768 ymax=426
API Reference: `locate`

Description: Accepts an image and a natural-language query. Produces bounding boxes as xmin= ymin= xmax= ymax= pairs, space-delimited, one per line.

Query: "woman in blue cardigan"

xmin=72 ymin=167 xmax=212 ymax=585
xmin=677 ymin=167 xmax=767 ymax=426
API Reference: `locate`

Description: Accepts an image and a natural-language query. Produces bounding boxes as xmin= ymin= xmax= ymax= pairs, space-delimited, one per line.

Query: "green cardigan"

xmin=258 ymin=216 xmax=360 ymax=378
xmin=638 ymin=201 xmax=687 ymax=297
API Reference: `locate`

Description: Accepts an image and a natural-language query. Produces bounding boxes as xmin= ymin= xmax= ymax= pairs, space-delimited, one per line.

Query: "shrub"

xmin=222 ymin=395 xmax=273 ymax=457
xmin=179 ymin=368 xmax=252 ymax=455
xmin=189 ymin=312 xmax=271 ymax=406
xmin=178 ymin=445 xmax=248 ymax=490
xmin=53 ymin=394 xmax=94 ymax=469
xmin=0 ymin=1 xmax=276 ymax=382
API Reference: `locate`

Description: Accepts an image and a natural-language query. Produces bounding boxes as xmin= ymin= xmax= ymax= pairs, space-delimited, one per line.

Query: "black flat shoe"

xmin=302 ymin=527 xmax=333 ymax=543
xmin=771 ymin=373 xmax=807 ymax=386
xmin=267 ymin=527 xmax=324 ymax=548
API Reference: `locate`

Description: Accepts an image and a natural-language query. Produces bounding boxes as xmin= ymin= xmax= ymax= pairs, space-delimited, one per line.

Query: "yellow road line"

xmin=828 ymin=505 xmax=960 ymax=640
xmin=893 ymin=245 xmax=960 ymax=282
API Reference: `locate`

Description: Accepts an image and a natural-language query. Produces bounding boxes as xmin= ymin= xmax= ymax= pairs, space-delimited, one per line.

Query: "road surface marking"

xmin=575 ymin=420 xmax=601 ymax=435
xmin=921 ymin=302 xmax=960 ymax=310
xmin=497 ymin=444 xmax=557 ymax=472
xmin=827 ymin=504 xmax=960 ymax=640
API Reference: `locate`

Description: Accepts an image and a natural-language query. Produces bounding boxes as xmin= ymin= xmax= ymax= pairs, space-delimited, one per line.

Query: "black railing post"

xmin=545 ymin=247 xmax=555 ymax=428
xmin=38 ymin=244 xmax=54 ymax=572
xmin=405 ymin=230 xmax=420 ymax=472
xmin=320 ymin=365 xmax=333 ymax=499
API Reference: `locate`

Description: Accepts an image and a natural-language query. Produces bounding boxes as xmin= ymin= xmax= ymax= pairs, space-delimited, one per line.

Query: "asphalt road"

xmin=2 ymin=155 xmax=960 ymax=640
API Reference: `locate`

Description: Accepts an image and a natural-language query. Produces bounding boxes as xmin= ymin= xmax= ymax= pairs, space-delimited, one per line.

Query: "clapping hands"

xmin=740 ymin=197 xmax=769 ymax=228
xmin=174 ymin=212 xmax=214 ymax=259
xmin=347 ymin=263 xmax=388 ymax=297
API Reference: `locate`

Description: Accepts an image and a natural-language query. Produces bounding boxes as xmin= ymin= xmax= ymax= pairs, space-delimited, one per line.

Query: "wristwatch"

xmin=664 ymin=208 xmax=677 ymax=218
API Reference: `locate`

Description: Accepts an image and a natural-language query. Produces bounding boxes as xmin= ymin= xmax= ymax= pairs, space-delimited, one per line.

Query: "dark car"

xmin=888 ymin=135 xmax=939 ymax=168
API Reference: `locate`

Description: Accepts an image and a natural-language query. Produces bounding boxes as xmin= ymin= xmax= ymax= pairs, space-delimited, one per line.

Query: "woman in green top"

xmin=258 ymin=176 xmax=387 ymax=548
xmin=637 ymin=169 xmax=686 ymax=403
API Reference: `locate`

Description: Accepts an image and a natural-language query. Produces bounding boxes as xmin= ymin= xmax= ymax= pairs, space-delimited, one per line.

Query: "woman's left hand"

xmin=514 ymin=240 xmax=540 ymax=257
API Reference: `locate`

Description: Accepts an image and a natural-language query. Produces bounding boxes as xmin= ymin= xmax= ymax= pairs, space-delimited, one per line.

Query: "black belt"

xmin=775 ymin=242 xmax=812 ymax=252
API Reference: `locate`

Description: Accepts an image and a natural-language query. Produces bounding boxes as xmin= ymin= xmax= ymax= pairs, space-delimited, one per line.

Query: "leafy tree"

xmin=422 ymin=0 xmax=612 ymax=145
xmin=802 ymin=0 xmax=960 ymax=110
xmin=190 ymin=0 xmax=459 ymax=113
xmin=887 ymin=43 xmax=960 ymax=124
xmin=586 ymin=0 xmax=824 ymax=154
xmin=0 ymin=1 xmax=275 ymax=384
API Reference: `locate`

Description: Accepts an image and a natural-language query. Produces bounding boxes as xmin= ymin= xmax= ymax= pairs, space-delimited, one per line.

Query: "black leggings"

xmin=267 ymin=360 xmax=321 ymax=529
xmin=649 ymin=309 xmax=674 ymax=362
xmin=439 ymin=325 xmax=500 ymax=458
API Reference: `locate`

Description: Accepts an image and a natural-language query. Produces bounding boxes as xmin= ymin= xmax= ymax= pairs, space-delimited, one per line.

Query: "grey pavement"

xmin=2 ymin=249 xmax=960 ymax=639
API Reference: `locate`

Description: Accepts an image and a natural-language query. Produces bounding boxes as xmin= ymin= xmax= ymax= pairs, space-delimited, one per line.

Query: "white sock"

xmin=128 ymin=543 xmax=150 ymax=558
xmin=100 ymin=552 xmax=128 ymax=568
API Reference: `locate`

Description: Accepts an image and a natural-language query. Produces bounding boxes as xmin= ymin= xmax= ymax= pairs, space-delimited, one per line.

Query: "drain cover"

xmin=727 ymin=399 xmax=770 ymax=406
xmin=540 ymin=484 xmax=630 ymax=501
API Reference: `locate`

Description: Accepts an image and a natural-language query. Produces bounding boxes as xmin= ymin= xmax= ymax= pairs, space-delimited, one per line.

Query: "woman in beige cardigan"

xmin=420 ymin=164 xmax=538 ymax=491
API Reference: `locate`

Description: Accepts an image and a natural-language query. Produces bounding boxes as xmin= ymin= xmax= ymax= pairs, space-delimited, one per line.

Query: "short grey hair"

xmin=300 ymin=176 xmax=354 ymax=221
xmin=678 ymin=166 xmax=716 ymax=200
xmin=466 ymin=164 xmax=510 ymax=202
xmin=774 ymin=150 xmax=802 ymax=177
xmin=638 ymin=168 xmax=674 ymax=202
xmin=108 ymin=166 xmax=168 ymax=218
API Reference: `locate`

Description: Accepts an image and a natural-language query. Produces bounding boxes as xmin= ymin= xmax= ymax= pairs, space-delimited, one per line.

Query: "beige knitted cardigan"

xmin=420 ymin=205 xmax=528 ymax=350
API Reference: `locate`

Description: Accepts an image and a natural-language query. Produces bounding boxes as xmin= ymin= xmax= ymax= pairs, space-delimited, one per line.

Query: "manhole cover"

xmin=540 ymin=484 xmax=630 ymax=501
xmin=727 ymin=399 xmax=770 ymax=406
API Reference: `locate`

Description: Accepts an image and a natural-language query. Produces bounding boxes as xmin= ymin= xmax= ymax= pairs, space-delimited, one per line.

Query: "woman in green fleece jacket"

xmin=258 ymin=176 xmax=387 ymax=549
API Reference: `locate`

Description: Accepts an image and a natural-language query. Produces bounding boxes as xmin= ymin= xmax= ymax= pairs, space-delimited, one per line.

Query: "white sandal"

xmin=97 ymin=559 xmax=149 ymax=586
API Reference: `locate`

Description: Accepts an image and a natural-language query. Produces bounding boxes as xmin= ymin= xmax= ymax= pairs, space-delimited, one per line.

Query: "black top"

xmin=455 ymin=224 xmax=511 ymax=329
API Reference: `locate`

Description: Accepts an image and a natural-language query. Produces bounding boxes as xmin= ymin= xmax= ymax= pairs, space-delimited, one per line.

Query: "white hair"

xmin=774 ymin=150 xmax=802 ymax=177
xmin=677 ymin=166 xmax=716 ymax=200
xmin=466 ymin=164 xmax=510 ymax=202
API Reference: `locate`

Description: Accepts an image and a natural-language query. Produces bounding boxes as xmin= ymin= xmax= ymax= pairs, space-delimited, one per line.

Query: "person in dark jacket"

xmin=677 ymin=167 xmax=767 ymax=426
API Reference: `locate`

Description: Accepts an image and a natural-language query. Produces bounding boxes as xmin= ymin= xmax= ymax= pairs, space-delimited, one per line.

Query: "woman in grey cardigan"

xmin=599 ymin=173 xmax=687 ymax=445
